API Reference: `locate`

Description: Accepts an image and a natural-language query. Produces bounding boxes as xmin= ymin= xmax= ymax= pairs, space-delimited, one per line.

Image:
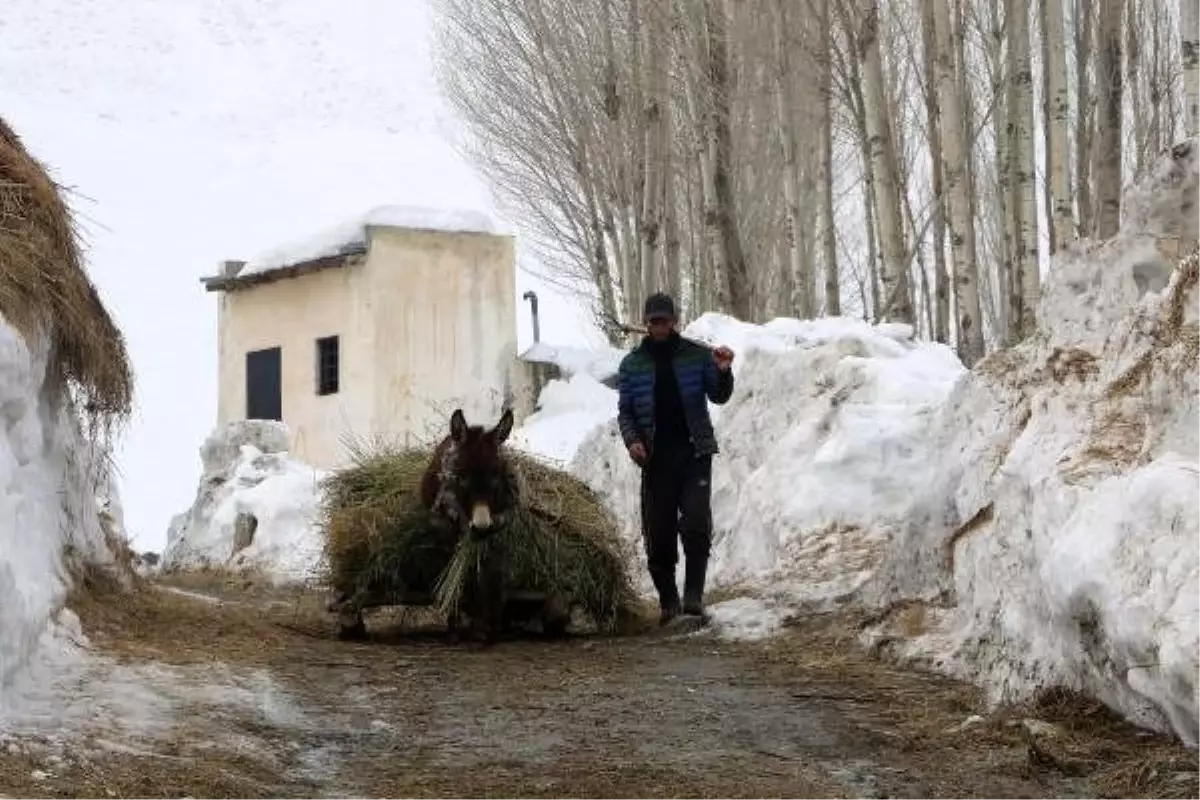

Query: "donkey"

xmin=419 ymin=407 xmax=518 ymax=534
xmin=419 ymin=407 xmax=519 ymax=642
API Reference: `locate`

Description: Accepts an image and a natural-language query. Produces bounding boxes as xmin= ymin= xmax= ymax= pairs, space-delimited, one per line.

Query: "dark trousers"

xmin=639 ymin=445 xmax=713 ymax=601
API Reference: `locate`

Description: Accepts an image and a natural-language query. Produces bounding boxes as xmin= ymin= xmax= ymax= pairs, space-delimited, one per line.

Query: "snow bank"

xmin=519 ymin=341 xmax=625 ymax=383
xmin=865 ymin=145 xmax=1200 ymax=745
xmin=557 ymin=143 xmax=1199 ymax=744
xmin=162 ymin=421 xmax=327 ymax=585
xmin=241 ymin=204 xmax=501 ymax=275
xmin=571 ymin=314 xmax=964 ymax=599
xmin=0 ymin=317 xmax=130 ymax=720
xmin=509 ymin=373 xmax=618 ymax=465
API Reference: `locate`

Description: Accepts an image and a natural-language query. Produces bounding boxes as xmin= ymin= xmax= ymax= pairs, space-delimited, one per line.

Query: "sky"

xmin=0 ymin=0 xmax=599 ymax=553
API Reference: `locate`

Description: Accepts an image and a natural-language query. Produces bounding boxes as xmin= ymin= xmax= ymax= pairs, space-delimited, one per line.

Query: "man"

xmin=616 ymin=292 xmax=735 ymax=625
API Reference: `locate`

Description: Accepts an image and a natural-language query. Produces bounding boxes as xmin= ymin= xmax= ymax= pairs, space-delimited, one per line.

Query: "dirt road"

xmin=0 ymin=575 xmax=1192 ymax=799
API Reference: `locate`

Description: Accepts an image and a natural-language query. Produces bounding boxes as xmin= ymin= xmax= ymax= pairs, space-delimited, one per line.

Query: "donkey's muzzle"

xmin=470 ymin=502 xmax=493 ymax=531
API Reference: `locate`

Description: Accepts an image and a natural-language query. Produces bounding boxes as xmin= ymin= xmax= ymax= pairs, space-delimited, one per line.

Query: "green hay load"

xmin=320 ymin=440 xmax=639 ymax=633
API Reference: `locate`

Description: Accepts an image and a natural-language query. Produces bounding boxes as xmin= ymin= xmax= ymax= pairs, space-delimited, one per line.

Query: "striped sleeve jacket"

xmin=616 ymin=337 xmax=735 ymax=456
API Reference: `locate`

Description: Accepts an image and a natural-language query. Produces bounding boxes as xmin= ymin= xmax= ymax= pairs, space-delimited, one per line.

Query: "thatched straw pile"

xmin=320 ymin=440 xmax=639 ymax=633
xmin=0 ymin=117 xmax=133 ymax=430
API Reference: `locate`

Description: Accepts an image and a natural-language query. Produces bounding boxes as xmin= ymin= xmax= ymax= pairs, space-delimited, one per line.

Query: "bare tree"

xmin=816 ymin=0 xmax=843 ymax=316
xmin=920 ymin=0 xmax=952 ymax=342
xmin=858 ymin=0 xmax=914 ymax=323
xmin=430 ymin=0 xmax=1168 ymax=366
xmin=1075 ymin=0 xmax=1097 ymax=237
xmin=703 ymin=0 xmax=753 ymax=320
xmin=1094 ymin=0 xmax=1124 ymax=238
xmin=639 ymin=0 xmax=670 ymax=303
xmin=1044 ymin=0 xmax=1074 ymax=251
xmin=1009 ymin=0 xmax=1040 ymax=337
xmin=930 ymin=0 xmax=986 ymax=361
xmin=1184 ymin=0 xmax=1200 ymax=137
xmin=774 ymin=0 xmax=815 ymax=318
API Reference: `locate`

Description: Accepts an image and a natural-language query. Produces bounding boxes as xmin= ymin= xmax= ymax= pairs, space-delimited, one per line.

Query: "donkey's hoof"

xmin=337 ymin=620 xmax=368 ymax=641
xmin=472 ymin=632 xmax=500 ymax=650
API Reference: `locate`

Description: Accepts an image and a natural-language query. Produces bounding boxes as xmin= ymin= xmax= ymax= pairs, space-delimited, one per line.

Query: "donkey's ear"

xmin=450 ymin=409 xmax=468 ymax=442
xmin=491 ymin=408 xmax=514 ymax=443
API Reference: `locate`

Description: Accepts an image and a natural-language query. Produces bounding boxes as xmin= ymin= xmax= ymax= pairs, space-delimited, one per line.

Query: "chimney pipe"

xmin=522 ymin=290 xmax=541 ymax=343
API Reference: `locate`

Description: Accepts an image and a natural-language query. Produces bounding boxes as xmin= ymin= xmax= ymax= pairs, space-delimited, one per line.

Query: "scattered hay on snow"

xmin=319 ymin=440 xmax=639 ymax=633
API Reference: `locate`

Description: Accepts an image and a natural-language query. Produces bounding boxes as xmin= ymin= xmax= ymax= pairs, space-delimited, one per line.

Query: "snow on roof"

xmin=239 ymin=204 xmax=502 ymax=276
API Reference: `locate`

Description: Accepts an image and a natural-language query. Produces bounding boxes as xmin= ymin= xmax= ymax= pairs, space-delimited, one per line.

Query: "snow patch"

xmin=162 ymin=421 xmax=327 ymax=585
xmin=241 ymin=204 xmax=502 ymax=275
xmin=520 ymin=341 xmax=624 ymax=383
xmin=0 ymin=315 xmax=129 ymax=723
xmin=509 ymin=373 xmax=617 ymax=465
xmin=2 ymin=607 xmax=310 ymax=754
xmin=706 ymin=597 xmax=787 ymax=642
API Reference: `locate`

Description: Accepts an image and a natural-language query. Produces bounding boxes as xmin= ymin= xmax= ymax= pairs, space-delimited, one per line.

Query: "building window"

xmin=316 ymin=335 xmax=339 ymax=396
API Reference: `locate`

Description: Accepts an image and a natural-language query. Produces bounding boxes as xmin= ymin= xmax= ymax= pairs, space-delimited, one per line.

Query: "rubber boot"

xmin=682 ymin=557 xmax=708 ymax=617
xmin=651 ymin=567 xmax=681 ymax=625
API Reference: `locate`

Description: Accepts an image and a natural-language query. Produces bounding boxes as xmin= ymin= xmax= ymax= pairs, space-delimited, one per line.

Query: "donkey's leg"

xmin=336 ymin=606 xmax=368 ymax=641
xmin=476 ymin=555 xmax=505 ymax=647
xmin=446 ymin=609 xmax=466 ymax=644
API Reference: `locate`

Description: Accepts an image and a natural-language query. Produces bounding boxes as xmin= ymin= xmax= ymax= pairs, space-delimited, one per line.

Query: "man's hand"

xmin=628 ymin=441 xmax=648 ymax=466
xmin=713 ymin=345 xmax=735 ymax=372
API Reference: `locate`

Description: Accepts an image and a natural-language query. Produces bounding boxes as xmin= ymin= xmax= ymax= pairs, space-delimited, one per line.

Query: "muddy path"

xmin=0 ymin=574 xmax=1193 ymax=799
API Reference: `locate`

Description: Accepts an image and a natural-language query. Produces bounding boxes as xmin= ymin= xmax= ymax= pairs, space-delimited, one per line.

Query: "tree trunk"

xmin=684 ymin=61 xmax=723 ymax=312
xmin=818 ymin=0 xmax=842 ymax=316
xmin=1182 ymin=0 xmax=1199 ymax=255
xmin=858 ymin=0 xmax=913 ymax=324
xmin=1040 ymin=0 xmax=1054 ymax=252
xmin=1044 ymin=0 xmax=1073 ymax=251
xmin=640 ymin=0 xmax=668 ymax=301
xmin=1094 ymin=0 xmax=1124 ymax=239
xmin=704 ymin=0 xmax=753 ymax=320
xmin=1076 ymin=0 xmax=1096 ymax=237
xmin=664 ymin=159 xmax=683 ymax=302
xmin=1126 ymin=0 xmax=1146 ymax=176
xmin=931 ymin=0 xmax=985 ymax=362
xmin=1183 ymin=0 xmax=1199 ymax=137
xmin=983 ymin=0 xmax=1012 ymax=338
xmin=840 ymin=5 xmax=881 ymax=319
xmin=921 ymin=0 xmax=951 ymax=343
xmin=774 ymin=0 xmax=814 ymax=318
xmin=1010 ymin=0 xmax=1040 ymax=337
xmin=1149 ymin=5 xmax=1163 ymax=157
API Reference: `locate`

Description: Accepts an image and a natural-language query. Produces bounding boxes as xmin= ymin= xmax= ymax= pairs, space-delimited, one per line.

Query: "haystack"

xmin=320 ymin=440 xmax=639 ymax=633
xmin=0 ymin=117 xmax=133 ymax=431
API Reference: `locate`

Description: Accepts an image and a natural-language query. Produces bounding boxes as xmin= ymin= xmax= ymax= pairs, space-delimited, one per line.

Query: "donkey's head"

xmin=442 ymin=407 xmax=516 ymax=533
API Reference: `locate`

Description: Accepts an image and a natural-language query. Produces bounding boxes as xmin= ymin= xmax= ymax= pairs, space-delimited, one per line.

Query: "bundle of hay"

xmin=0 ymin=117 xmax=133 ymax=432
xmin=320 ymin=440 xmax=639 ymax=633
xmin=321 ymin=445 xmax=458 ymax=607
